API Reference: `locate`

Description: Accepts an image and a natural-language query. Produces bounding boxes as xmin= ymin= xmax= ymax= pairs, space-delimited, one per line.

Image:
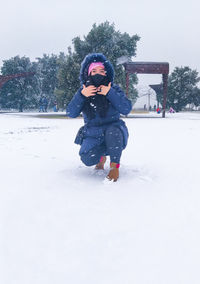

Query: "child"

xmin=169 ymin=107 xmax=175 ymax=113
xmin=66 ymin=53 xmax=132 ymax=182
xmin=156 ymin=107 xmax=161 ymax=114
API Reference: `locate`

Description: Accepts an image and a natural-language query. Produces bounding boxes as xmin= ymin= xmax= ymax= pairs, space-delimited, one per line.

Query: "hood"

xmin=79 ymin=53 xmax=114 ymax=85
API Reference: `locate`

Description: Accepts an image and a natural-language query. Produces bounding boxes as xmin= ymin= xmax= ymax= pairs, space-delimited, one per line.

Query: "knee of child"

xmin=106 ymin=126 xmax=122 ymax=138
xmin=80 ymin=154 xmax=96 ymax=166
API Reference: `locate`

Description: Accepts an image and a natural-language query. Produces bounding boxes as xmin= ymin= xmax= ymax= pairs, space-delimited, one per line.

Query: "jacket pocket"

xmin=74 ymin=126 xmax=85 ymax=145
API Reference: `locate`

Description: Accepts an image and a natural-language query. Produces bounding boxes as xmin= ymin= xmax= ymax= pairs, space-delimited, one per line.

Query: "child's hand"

xmin=97 ymin=82 xmax=111 ymax=96
xmin=81 ymin=85 xmax=97 ymax=97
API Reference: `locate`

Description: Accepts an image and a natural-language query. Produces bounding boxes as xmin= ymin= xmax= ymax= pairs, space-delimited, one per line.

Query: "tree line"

xmin=0 ymin=21 xmax=200 ymax=112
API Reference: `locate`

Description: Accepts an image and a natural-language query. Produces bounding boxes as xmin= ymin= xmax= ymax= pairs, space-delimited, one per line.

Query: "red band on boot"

xmin=110 ymin=162 xmax=120 ymax=168
xmin=100 ymin=156 xmax=104 ymax=162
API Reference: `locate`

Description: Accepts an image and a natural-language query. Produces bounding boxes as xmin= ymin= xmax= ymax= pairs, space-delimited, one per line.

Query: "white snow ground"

xmin=0 ymin=111 xmax=200 ymax=284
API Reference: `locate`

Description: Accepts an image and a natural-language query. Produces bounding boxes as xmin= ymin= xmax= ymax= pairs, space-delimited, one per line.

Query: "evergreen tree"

xmin=188 ymin=87 xmax=200 ymax=108
xmin=0 ymin=56 xmax=39 ymax=111
xmin=57 ymin=22 xmax=140 ymax=107
xmin=167 ymin=67 xmax=200 ymax=111
xmin=36 ymin=54 xmax=60 ymax=108
xmin=55 ymin=49 xmax=80 ymax=108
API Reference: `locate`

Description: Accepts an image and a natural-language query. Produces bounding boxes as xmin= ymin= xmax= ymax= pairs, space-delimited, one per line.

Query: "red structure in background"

xmin=0 ymin=72 xmax=35 ymax=89
xmin=123 ymin=62 xmax=169 ymax=117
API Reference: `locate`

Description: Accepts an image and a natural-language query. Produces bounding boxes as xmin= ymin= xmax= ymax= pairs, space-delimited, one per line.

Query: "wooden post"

xmin=126 ymin=72 xmax=129 ymax=97
xmin=162 ymin=73 xmax=168 ymax=118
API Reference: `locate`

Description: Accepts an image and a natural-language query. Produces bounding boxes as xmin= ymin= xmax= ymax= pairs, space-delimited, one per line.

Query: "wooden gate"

xmin=123 ymin=62 xmax=169 ymax=117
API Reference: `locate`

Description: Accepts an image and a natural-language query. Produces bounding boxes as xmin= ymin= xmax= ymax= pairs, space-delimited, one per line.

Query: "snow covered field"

xmin=1 ymin=111 xmax=200 ymax=284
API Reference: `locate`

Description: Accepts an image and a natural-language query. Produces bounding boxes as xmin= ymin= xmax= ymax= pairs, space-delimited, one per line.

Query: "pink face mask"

xmin=88 ymin=62 xmax=105 ymax=75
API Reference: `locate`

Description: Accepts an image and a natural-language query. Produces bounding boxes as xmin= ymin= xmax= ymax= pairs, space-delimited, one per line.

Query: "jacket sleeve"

xmin=106 ymin=85 xmax=132 ymax=115
xmin=66 ymin=88 xmax=86 ymax=118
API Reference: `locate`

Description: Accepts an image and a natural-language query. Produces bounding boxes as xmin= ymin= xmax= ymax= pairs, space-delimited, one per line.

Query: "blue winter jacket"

xmin=66 ymin=53 xmax=132 ymax=155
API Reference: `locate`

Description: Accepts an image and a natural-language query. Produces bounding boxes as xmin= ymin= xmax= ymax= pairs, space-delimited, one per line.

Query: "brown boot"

xmin=107 ymin=162 xmax=120 ymax=182
xmin=95 ymin=156 xmax=107 ymax=170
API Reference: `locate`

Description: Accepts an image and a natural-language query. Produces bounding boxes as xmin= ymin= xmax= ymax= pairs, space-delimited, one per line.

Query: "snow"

xmin=1 ymin=111 xmax=200 ymax=284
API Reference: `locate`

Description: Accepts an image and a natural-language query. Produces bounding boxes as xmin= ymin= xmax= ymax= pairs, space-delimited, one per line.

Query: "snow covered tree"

xmin=57 ymin=22 xmax=140 ymax=107
xmin=55 ymin=49 xmax=80 ymax=108
xmin=0 ymin=56 xmax=39 ymax=111
xmin=167 ymin=67 xmax=200 ymax=111
xmin=36 ymin=54 xmax=60 ymax=108
xmin=188 ymin=87 xmax=200 ymax=108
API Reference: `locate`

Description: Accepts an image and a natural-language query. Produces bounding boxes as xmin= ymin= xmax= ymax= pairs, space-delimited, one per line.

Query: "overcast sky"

xmin=1 ymin=0 xmax=200 ymax=85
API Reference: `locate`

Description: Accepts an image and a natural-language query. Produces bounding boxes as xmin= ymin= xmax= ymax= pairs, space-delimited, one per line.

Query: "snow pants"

xmin=80 ymin=125 xmax=124 ymax=166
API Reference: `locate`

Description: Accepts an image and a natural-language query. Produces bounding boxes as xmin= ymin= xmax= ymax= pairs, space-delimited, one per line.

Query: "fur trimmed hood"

xmin=79 ymin=53 xmax=114 ymax=85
